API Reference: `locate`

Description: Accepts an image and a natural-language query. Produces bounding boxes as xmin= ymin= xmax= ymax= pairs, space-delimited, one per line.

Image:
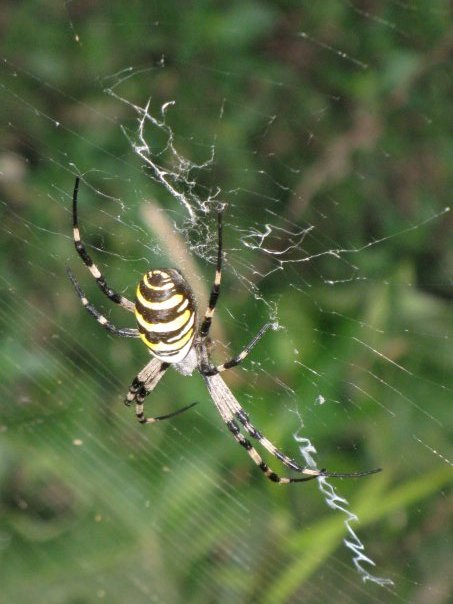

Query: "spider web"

xmin=1 ymin=2 xmax=452 ymax=603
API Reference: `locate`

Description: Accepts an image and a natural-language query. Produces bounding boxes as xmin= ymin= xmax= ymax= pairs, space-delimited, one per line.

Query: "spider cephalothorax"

xmin=68 ymin=177 xmax=380 ymax=484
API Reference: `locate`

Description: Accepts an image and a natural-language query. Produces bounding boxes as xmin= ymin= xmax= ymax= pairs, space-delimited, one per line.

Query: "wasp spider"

xmin=67 ymin=177 xmax=380 ymax=484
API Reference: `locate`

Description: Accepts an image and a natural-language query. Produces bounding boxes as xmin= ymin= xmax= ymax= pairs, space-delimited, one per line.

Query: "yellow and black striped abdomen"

xmin=135 ymin=269 xmax=197 ymax=363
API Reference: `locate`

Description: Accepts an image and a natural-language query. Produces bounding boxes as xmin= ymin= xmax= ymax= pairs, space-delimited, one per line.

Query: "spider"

xmin=67 ymin=177 xmax=381 ymax=484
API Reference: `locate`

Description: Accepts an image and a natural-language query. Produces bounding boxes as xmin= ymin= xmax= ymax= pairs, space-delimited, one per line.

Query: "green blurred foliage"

xmin=0 ymin=1 xmax=452 ymax=603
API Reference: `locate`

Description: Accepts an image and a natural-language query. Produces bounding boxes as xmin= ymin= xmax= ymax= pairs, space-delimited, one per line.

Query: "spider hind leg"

xmin=225 ymin=418 xmax=316 ymax=484
xmin=204 ymin=372 xmax=380 ymax=483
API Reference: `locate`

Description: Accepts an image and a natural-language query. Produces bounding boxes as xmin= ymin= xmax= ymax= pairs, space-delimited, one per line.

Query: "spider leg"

xmin=72 ymin=176 xmax=135 ymax=312
xmin=204 ymin=322 xmax=274 ymax=375
xmin=67 ymin=267 xmax=139 ymax=338
xmin=199 ymin=208 xmax=223 ymax=339
xmin=225 ymin=417 xmax=317 ymax=483
xmin=204 ymin=372 xmax=316 ymax=483
xmin=232 ymin=403 xmax=381 ymax=479
xmin=204 ymin=373 xmax=381 ymax=482
xmin=125 ymin=358 xmax=197 ymax=424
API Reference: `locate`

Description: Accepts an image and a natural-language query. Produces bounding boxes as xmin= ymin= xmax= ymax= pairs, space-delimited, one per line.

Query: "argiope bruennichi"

xmin=68 ymin=177 xmax=380 ymax=484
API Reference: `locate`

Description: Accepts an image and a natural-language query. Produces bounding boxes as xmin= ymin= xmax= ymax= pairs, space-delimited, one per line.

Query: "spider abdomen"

xmin=135 ymin=269 xmax=197 ymax=363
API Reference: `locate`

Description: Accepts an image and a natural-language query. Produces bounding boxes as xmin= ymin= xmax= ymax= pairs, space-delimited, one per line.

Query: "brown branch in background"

xmin=389 ymin=29 xmax=453 ymax=108
xmin=139 ymin=201 xmax=205 ymax=300
xmin=286 ymin=28 xmax=453 ymax=223
xmin=286 ymin=110 xmax=380 ymax=221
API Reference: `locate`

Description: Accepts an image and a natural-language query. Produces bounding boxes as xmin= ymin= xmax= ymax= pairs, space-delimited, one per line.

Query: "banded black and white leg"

xmin=228 ymin=398 xmax=377 ymax=479
xmin=196 ymin=207 xmax=273 ymax=375
xmin=224 ymin=380 xmax=380 ymax=479
xmin=203 ymin=322 xmax=275 ymax=375
xmin=71 ymin=176 xmax=135 ymax=313
xmin=125 ymin=358 xmax=197 ymax=424
xmin=199 ymin=207 xmax=224 ymax=339
xmin=67 ymin=267 xmax=139 ymax=338
xmin=204 ymin=372 xmax=318 ymax=484
xmin=205 ymin=373 xmax=380 ymax=482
